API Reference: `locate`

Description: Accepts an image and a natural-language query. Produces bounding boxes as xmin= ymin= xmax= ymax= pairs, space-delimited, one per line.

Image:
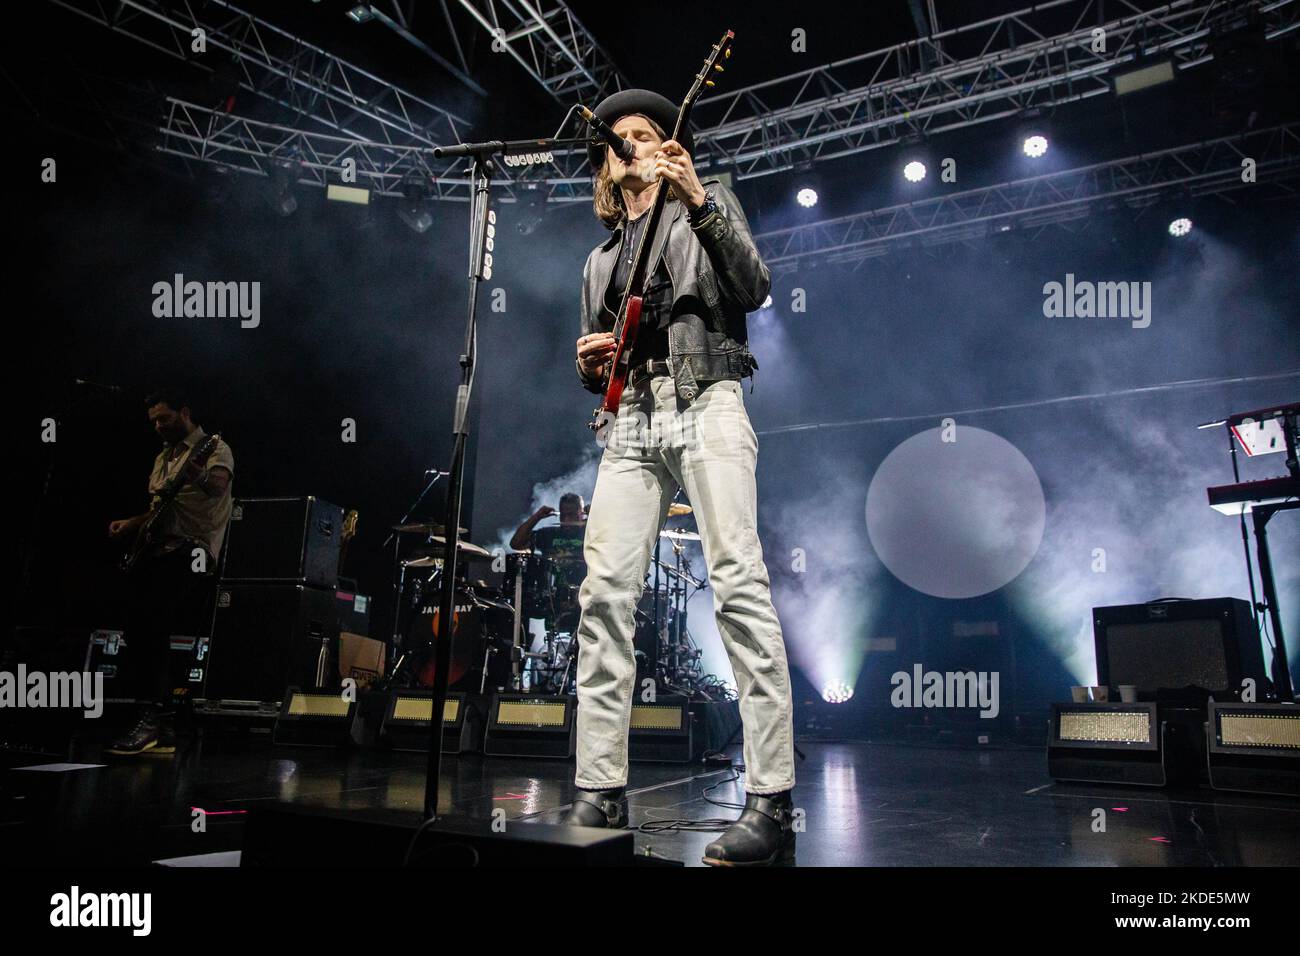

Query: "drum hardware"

xmin=509 ymin=550 xmax=528 ymax=690
xmin=502 ymin=550 xmax=588 ymax=694
xmin=640 ymin=507 xmax=710 ymax=692
xmin=380 ymin=470 xmax=450 ymax=685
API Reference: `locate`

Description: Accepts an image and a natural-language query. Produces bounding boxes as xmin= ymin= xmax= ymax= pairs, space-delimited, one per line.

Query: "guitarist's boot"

xmin=561 ymin=786 xmax=628 ymax=828
xmin=152 ymin=711 xmax=177 ymax=755
xmin=106 ymin=705 xmax=162 ymax=756
xmin=702 ymin=790 xmax=797 ymax=866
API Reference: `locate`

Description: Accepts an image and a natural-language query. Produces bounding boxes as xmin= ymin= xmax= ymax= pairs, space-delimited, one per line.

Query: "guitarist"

xmin=568 ymin=89 xmax=797 ymax=866
xmin=106 ymin=387 xmax=234 ymax=755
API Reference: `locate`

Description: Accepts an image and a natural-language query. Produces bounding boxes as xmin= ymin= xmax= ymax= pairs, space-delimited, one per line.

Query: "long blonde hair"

xmin=592 ymin=114 xmax=668 ymax=231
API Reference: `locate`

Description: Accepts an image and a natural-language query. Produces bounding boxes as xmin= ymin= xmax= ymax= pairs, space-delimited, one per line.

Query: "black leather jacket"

xmin=576 ymin=177 xmax=771 ymax=402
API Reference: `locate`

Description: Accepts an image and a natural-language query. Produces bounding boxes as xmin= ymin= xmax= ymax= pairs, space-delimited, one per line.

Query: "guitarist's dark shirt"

xmin=605 ymin=208 xmax=672 ymax=366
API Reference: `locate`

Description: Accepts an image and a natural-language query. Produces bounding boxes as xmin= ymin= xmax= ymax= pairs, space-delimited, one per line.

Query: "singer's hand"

xmin=653 ymin=140 xmax=707 ymax=210
xmin=577 ymin=332 xmax=616 ymax=375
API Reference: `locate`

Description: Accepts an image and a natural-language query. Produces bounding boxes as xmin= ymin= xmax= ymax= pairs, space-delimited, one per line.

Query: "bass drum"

xmin=409 ymin=590 xmax=514 ymax=692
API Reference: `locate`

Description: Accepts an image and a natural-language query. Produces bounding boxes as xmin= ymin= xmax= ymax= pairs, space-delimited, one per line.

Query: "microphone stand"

xmin=421 ymin=127 xmax=591 ymax=822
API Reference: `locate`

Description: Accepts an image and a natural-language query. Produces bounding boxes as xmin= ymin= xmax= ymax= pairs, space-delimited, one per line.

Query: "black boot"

xmin=106 ymin=706 xmax=161 ymax=756
xmin=702 ymin=791 xmax=796 ymax=866
xmin=151 ymin=711 xmax=177 ymax=755
xmin=562 ymin=787 xmax=628 ymax=828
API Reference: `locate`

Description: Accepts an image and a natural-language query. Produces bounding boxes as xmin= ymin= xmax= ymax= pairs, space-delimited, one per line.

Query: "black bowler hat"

xmin=586 ymin=88 xmax=692 ymax=171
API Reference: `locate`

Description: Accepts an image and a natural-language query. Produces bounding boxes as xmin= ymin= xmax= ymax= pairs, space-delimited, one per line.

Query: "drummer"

xmin=510 ymin=492 xmax=588 ymax=561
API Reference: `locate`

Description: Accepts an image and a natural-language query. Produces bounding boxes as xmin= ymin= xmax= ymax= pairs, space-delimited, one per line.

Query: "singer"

xmin=567 ymin=88 xmax=797 ymax=866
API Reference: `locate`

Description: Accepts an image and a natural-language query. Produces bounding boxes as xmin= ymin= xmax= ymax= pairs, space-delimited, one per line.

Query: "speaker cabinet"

xmin=222 ymin=497 xmax=344 ymax=589
xmin=202 ymin=584 xmax=339 ymax=709
xmin=1092 ymin=598 xmax=1266 ymax=702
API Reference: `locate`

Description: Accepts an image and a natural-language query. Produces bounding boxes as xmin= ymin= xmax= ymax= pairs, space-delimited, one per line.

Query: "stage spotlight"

xmin=1022 ymin=134 xmax=1049 ymax=158
xmin=346 ymin=4 xmax=375 ymax=24
xmin=397 ymin=175 xmax=434 ymax=234
xmin=400 ymin=206 xmax=433 ymax=234
xmin=796 ymin=187 xmax=818 ymax=208
xmin=1167 ymin=217 xmax=1193 ymax=238
xmin=267 ymin=164 xmax=298 ymax=217
xmin=822 ymin=681 xmax=854 ymax=704
xmin=903 ymin=160 xmax=927 ymax=183
xmin=516 ymin=195 xmax=545 ymax=235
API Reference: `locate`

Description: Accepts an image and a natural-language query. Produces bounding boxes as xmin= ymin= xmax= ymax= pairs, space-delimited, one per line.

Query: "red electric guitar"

xmin=588 ymin=28 xmax=735 ymax=434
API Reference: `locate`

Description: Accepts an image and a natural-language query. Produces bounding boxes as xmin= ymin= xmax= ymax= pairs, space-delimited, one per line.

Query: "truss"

xmin=154 ymin=97 xmax=600 ymax=202
xmin=451 ymin=0 xmax=627 ymax=104
xmin=47 ymin=0 xmax=471 ymax=146
xmin=690 ymin=0 xmax=1299 ymax=178
xmin=754 ymin=123 xmax=1300 ymax=272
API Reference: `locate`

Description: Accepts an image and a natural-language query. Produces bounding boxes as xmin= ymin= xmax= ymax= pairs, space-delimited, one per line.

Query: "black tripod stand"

xmin=419 ymin=126 xmax=593 ymax=821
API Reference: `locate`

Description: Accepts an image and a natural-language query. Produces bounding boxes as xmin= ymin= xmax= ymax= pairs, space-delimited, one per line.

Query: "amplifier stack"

xmin=197 ymin=496 xmax=345 ymax=718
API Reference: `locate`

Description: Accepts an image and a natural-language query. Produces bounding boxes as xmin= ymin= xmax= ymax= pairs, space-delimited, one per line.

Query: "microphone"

xmin=578 ymin=105 xmax=636 ymax=164
xmin=73 ymin=378 xmax=124 ymax=392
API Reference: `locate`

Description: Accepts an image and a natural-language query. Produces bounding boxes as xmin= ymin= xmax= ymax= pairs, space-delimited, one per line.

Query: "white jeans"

xmin=574 ymin=375 xmax=796 ymax=794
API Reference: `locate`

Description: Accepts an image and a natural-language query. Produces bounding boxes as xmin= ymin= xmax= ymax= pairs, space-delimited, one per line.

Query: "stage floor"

xmin=5 ymin=730 xmax=1299 ymax=867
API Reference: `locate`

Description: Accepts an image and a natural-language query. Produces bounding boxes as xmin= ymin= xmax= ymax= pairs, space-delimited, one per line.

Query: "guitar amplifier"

xmin=221 ymin=497 xmax=344 ymax=589
xmin=201 ymin=584 xmax=340 ymax=712
xmin=1093 ymin=598 xmax=1267 ymax=702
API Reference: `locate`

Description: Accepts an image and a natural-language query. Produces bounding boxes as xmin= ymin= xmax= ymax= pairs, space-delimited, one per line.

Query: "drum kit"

xmin=383 ymin=500 xmax=713 ymax=696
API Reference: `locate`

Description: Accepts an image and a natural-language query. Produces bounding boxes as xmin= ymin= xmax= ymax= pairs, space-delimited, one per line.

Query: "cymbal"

xmin=429 ymin=535 xmax=493 ymax=558
xmin=666 ymin=502 xmax=693 ymax=517
xmin=659 ymin=529 xmax=701 ymax=542
xmin=391 ymin=522 xmax=467 ymax=535
xmin=403 ymin=537 xmax=493 ymax=563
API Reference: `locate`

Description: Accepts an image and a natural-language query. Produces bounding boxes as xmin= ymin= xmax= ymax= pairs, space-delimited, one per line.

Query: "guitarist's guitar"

xmin=119 ymin=432 xmax=223 ymax=575
xmin=589 ymin=28 xmax=735 ymax=434
xmin=339 ymin=508 xmax=359 ymax=574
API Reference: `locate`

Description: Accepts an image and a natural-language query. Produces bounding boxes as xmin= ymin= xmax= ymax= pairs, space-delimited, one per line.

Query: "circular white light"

xmin=1167 ymin=217 xmax=1193 ymax=238
xmin=1023 ymin=134 xmax=1048 ymax=158
xmin=903 ymin=160 xmax=927 ymax=183
xmin=866 ymin=426 xmax=1045 ymax=599
xmin=821 ymin=682 xmax=854 ymax=704
xmin=796 ymin=187 xmax=818 ymax=207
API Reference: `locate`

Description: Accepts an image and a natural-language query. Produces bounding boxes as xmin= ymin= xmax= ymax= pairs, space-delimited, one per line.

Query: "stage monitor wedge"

xmin=1208 ymin=701 xmax=1300 ymax=796
xmin=1048 ymin=702 xmax=1167 ymax=787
